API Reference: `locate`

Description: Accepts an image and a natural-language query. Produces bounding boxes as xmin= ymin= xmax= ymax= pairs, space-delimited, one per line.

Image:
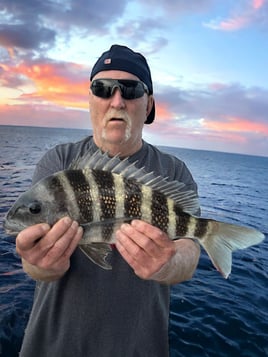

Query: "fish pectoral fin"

xmin=79 ymin=243 xmax=112 ymax=270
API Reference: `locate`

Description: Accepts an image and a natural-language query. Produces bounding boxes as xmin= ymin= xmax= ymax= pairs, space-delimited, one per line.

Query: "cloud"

xmin=253 ymin=0 xmax=266 ymax=9
xmin=0 ymin=0 xmax=170 ymax=62
xmin=158 ymin=82 xmax=268 ymax=124
xmin=0 ymin=0 xmax=129 ymax=40
xmin=0 ymin=103 xmax=89 ymax=129
xmin=115 ymin=18 xmax=168 ymax=54
xmin=203 ymin=0 xmax=268 ymax=31
xmin=137 ymin=0 xmax=214 ymax=15
xmin=202 ymin=116 xmax=268 ymax=136
xmin=0 ymin=58 xmax=90 ymax=109
xmin=152 ymin=82 xmax=268 ymax=151
xmin=0 ymin=24 xmax=56 ymax=52
xmin=63 ymin=0 xmax=128 ymax=30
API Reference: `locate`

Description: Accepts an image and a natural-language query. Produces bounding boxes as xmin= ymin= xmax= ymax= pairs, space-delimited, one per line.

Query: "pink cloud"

xmin=253 ymin=0 xmax=265 ymax=9
xmin=204 ymin=0 xmax=266 ymax=31
xmin=217 ymin=16 xmax=250 ymax=31
xmin=202 ymin=115 xmax=268 ymax=136
xmin=155 ymin=102 xmax=174 ymax=121
xmin=0 ymin=103 xmax=89 ymax=129
xmin=1 ymin=60 xmax=90 ymax=109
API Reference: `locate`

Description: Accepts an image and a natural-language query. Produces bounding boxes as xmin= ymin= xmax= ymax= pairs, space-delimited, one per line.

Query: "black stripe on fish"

xmin=64 ymin=170 xmax=93 ymax=222
xmin=91 ymin=170 xmax=117 ymax=220
xmin=91 ymin=170 xmax=117 ymax=241
xmin=194 ymin=217 xmax=209 ymax=238
xmin=174 ymin=205 xmax=191 ymax=237
xmin=151 ymin=190 xmax=169 ymax=232
xmin=124 ymin=178 xmax=142 ymax=220
xmin=47 ymin=175 xmax=69 ymax=212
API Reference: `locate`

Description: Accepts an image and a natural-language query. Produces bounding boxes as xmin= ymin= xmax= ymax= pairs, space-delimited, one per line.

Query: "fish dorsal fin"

xmin=71 ymin=149 xmax=199 ymax=215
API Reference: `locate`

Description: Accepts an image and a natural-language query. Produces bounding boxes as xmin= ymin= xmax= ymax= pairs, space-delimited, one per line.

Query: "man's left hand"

xmin=115 ymin=220 xmax=176 ymax=280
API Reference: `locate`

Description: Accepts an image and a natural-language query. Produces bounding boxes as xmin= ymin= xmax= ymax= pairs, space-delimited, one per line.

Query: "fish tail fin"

xmin=199 ymin=220 xmax=265 ymax=279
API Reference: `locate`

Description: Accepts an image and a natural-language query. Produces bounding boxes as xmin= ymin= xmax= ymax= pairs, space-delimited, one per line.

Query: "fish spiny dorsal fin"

xmin=69 ymin=150 xmax=117 ymax=170
xmin=71 ymin=149 xmax=200 ymax=215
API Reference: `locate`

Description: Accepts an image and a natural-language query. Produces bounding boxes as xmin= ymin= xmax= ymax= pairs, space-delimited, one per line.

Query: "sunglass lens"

xmin=91 ymin=79 xmax=147 ymax=99
xmin=91 ymin=81 xmax=112 ymax=98
xmin=119 ymin=80 xmax=144 ymax=99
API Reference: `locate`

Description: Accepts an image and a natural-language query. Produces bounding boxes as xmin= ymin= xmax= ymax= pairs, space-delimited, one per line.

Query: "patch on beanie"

xmin=104 ymin=58 xmax=111 ymax=64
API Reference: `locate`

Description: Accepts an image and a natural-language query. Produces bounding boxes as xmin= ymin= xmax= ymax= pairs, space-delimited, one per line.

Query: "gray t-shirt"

xmin=19 ymin=137 xmax=199 ymax=357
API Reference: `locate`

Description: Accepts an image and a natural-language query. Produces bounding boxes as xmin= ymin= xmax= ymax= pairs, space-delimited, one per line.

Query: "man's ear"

xmin=146 ymin=95 xmax=154 ymax=117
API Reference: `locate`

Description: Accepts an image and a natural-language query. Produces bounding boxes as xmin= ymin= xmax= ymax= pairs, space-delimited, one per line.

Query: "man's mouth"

xmin=109 ymin=117 xmax=125 ymax=122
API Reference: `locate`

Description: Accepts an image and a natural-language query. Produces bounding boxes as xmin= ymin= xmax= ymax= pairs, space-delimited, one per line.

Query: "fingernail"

xmin=131 ymin=220 xmax=139 ymax=227
xmin=63 ymin=217 xmax=72 ymax=225
xmin=71 ymin=221 xmax=79 ymax=230
xmin=41 ymin=223 xmax=50 ymax=232
xmin=77 ymin=226 xmax=84 ymax=235
xmin=121 ymin=223 xmax=130 ymax=231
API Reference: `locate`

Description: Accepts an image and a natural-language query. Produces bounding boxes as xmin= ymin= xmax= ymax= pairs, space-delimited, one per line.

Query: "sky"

xmin=0 ymin=0 xmax=268 ymax=157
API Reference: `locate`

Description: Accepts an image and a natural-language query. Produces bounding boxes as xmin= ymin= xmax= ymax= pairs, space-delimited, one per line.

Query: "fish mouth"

xmin=4 ymin=228 xmax=19 ymax=236
xmin=3 ymin=219 xmax=25 ymax=236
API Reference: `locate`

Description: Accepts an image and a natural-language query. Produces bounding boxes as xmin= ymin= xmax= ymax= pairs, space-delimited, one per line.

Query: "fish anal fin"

xmin=79 ymin=243 xmax=112 ymax=270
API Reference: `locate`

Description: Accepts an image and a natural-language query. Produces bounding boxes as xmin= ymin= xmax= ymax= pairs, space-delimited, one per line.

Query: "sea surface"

xmin=0 ymin=125 xmax=267 ymax=357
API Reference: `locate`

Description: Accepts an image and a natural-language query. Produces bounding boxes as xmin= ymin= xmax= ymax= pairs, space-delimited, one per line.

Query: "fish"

xmin=3 ymin=150 xmax=265 ymax=278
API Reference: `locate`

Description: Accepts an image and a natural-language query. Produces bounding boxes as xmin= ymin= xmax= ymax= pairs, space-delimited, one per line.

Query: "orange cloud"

xmin=0 ymin=103 xmax=89 ymax=128
xmin=2 ymin=61 xmax=90 ymax=109
xmin=155 ymin=102 xmax=174 ymax=121
xmin=203 ymin=116 xmax=268 ymax=136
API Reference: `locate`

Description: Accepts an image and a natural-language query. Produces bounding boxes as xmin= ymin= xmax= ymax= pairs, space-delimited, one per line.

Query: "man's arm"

xmin=115 ymin=220 xmax=200 ymax=284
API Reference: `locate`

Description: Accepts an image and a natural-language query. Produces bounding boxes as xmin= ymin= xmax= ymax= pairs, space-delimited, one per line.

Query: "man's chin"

xmin=101 ymin=128 xmax=131 ymax=145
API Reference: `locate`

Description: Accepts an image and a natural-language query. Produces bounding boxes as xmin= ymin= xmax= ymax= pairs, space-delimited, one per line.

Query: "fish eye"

xmin=28 ymin=201 xmax=42 ymax=215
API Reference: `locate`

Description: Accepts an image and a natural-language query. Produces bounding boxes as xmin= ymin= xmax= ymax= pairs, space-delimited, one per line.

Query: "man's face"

xmin=89 ymin=70 xmax=153 ymax=155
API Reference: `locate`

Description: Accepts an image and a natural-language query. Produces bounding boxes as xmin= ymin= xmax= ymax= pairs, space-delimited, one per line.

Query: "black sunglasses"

xmin=90 ymin=78 xmax=149 ymax=100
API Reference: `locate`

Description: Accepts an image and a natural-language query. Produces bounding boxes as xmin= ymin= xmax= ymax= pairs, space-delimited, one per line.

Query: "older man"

xmin=17 ymin=45 xmax=200 ymax=357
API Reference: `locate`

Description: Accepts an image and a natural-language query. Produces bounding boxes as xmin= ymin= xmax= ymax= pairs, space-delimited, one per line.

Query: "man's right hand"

xmin=16 ymin=217 xmax=83 ymax=281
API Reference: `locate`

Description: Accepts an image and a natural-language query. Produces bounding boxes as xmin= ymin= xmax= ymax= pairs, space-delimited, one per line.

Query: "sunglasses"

xmin=90 ymin=78 xmax=149 ymax=100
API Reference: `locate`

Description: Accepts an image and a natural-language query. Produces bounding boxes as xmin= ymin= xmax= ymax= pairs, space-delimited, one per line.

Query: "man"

xmin=16 ymin=44 xmax=200 ymax=357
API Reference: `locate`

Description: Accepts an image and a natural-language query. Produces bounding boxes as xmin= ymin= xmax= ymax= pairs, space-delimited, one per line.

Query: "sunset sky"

xmin=0 ymin=0 xmax=268 ymax=156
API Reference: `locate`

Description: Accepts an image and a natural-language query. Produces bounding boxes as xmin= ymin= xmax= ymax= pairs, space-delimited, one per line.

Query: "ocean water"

xmin=0 ymin=125 xmax=267 ymax=357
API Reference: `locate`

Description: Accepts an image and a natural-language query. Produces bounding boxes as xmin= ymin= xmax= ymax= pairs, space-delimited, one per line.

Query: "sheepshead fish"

xmin=3 ymin=150 xmax=264 ymax=278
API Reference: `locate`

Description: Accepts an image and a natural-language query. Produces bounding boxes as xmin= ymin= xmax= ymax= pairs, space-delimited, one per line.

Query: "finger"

xmin=46 ymin=223 xmax=83 ymax=263
xmin=38 ymin=217 xmax=73 ymax=250
xmin=17 ymin=217 xmax=79 ymax=265
xmin=116 ymin=236 xmax=163 ymax=280
xmin=120 ymin=222 xmax=168 ymax=259
xmin=16 ymin=223 xmax=51 ymax=252
xmin=125 ymin=223 xmax=160 ymax=258
xmin=115 ymin=237 xmax=135 ymax=266
xmin=131 ymin=220 xmax=172 ymax=248
xmin=29 ymin=222 xmax=83 ymax=271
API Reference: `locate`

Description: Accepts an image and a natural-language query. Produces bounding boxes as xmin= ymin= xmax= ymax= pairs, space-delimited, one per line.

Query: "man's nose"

xmin=110 ymin=87 xmax=126 ymax=109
